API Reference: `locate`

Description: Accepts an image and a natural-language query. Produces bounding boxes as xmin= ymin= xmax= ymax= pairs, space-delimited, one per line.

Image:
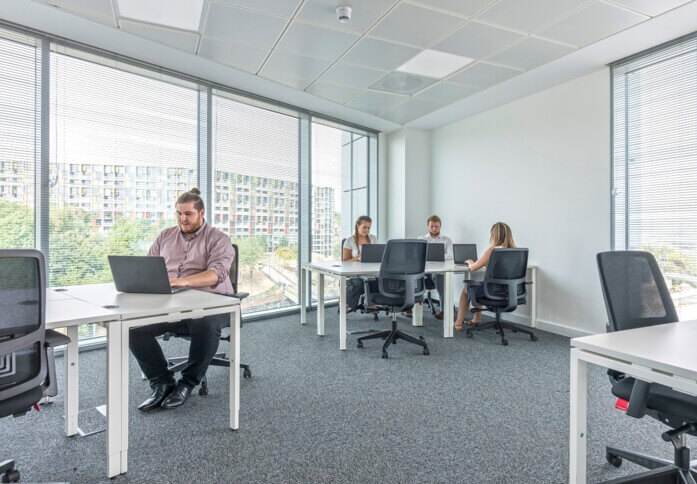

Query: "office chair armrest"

xmin=45 ymin=329 xmax=71 ymax=347
xmin=626 ymin=379 xmax=651 ymax=419
xmin=230 ymin=292 xmax=249 ymax=300
xmin=463 ymin=280 xmax=481 ymax=287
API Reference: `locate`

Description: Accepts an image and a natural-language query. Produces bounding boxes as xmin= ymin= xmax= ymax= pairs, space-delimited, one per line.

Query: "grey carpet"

xmin=1 ymin=311 xmax=693 ymax=483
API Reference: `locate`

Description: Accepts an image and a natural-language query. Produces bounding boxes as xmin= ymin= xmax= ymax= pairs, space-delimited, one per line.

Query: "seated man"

xmin=130 ymin=188 xmax=235 ymax=411
xmin=415 ymin=215 xmax=453 ymax=320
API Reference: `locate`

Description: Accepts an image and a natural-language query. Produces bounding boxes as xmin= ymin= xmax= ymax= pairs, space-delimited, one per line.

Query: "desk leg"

xmin=339 ymin=276 xmax=347 ymax=351
xmin=230 ymin=307 xmax=241 ymax=430
xmin=300 ymin=267 xmax=307 ymax=325
xmin=106 ymin=322 xmax=122 ymax=478
xmin=531 ymin=267 xmax=537 ymax=328
xmin=64 ymin=325 xmax=79 ymax=437
xmin=443 ymin=272 xmax=454 ymax=338
xmin=119 ymin=323 xmax=130 ymax=475
xmin=412 ymin=303 xmax=423 ymax=327
xmin=317 ymin=273 xmax=325 ymax=336
xmin=570 ymin=349 xmax=587 ymax=484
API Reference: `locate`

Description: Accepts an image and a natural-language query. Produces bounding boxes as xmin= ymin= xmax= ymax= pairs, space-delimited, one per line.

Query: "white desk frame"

xmin=569 ymin=321 xmax=697 ymax=483
xmin=46 ymin=285 xmax=241 ymax=478
xmin=300 ymin=261 xmax=537 ymax=350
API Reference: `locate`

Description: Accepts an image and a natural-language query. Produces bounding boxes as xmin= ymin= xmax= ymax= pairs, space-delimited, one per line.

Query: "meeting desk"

xmin=46 ymin=284 xmax=241 ymax=478
xmin=300 ymin=260 xmax=538 ymax=350
xmin=569 ymin=321 xmax=697 ymax=483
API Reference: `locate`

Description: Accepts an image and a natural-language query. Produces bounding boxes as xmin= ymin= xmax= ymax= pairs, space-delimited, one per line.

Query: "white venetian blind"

xmin=612 ymin=32 xmax=697 ymax=316
xmin=0 ymin=28 xmax=40 ymax=250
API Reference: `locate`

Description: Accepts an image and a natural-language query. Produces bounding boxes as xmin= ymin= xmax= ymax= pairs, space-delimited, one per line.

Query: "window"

xmin=211 ymin=92 xmax=299 ymax=314
xmin=49 ymin=48 xmax=198 ymax=338
xmin=0 ymin=29 xmax=39 ymax=250
xmin=612 ymin=32 xmax=697 ymax=319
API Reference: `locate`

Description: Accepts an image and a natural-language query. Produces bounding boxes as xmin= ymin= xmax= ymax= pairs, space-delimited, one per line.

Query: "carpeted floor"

xmin=1 ymin=310 xmax=692 ymax=483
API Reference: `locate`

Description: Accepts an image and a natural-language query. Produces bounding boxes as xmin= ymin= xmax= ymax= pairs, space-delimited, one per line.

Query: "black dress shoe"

xmin=138 ymin=382 xmax=176 ymax=411
xmin=160 ymin=382 xmax=193 ymax=410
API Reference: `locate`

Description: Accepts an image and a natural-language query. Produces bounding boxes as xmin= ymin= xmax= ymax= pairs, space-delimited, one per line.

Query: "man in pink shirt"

xmin=130 ymin=188 xmax=235 ymax=411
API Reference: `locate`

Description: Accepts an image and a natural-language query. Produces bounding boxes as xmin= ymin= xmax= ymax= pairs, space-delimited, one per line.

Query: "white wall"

xmin=431 ymin=68 xmax=611 ymax=336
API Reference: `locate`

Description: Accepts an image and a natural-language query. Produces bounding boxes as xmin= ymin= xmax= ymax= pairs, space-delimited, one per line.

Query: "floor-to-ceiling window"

xmin=211 ymin=92 xmax=299 ymax=313
xmin=612 ymin=32 xmax=697 ymax=318
xmin=0 ymin=29 xmax=39 ymax=251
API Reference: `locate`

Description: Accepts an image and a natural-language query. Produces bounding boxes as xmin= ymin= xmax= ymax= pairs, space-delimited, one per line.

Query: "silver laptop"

xmin=426 ymin=243 xmax=445 ymax=262
xmin=453 ymin=244 xmax=478 ymax=265
xmin=360 ymin=244 xmax=386 ymax=263
xmin=108 ymin=256 xmax=186 ymax=294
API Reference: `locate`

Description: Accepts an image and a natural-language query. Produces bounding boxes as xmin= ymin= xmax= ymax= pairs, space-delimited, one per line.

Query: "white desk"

xmin=569 ymin=321 xmax=697 ymax=483
xmin=46 ymin=284 xmax=241 ymax=478
xmin=300 ymin=261 xmax=538 ymax=350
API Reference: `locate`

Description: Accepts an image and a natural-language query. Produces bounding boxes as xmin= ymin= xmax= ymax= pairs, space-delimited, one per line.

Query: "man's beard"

xmin=179 ymin=220 xmax=202 ymax=234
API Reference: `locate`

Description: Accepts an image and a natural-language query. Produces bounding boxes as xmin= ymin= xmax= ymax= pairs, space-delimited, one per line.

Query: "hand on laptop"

xmin=169 ymin=278 xmax=188 ymax=288
xmin=465 ymin=259 xmax=474 ymax=268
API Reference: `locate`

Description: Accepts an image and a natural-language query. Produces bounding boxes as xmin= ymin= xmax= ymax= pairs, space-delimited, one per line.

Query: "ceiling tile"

xmin=370 ymin=3 xmax=464 ymax=48
xmin=448 ymin=61 xmax=522 ymax=87
xmin=381 ymin=99 xmax=441 ymax=124
xmin=203 ymin=3 xmax=289 ymax=48
xmin=318 ymin=63 xmax=389 ymax=89
xmin=488 ymin=37 xmax=575 ymax=70
xmin=117 ymin=0 xmax=204 ymax=31
xmin=275 ymin=22 xmax=358 ymax=61
xmin=296 ymin=0 xmax=398 ymax=34
xmin=539 ymin=1 xmax=647 ymax=47
xmin=341 ymin=38 xmax=420 ymax=71
xmin=199 ymin=37 xmax=269 ymax=73
xmin=434 ymin=21 xmax=523 ymax=59
xmin=410 ymin=0 xmax=497 ymax=16
xmin=477 ymin=0 xmax=590 ymax=33
xmin=213 ymin=0 xmax=301 ymax=17
xmin=306 ymin=82 xmax=363 ymax=104
xmin=415 ymin=82 xmax=481 ymax=104
xmin=606 ymin=0 xmax=691 ymax=17
xmin=345 ymin=90 xmax=408 ymax=115
xmin=68 ymin=11 xmax=117 ymax=27
xmin=259 ymin=52 xmax=331 ymax=89
xmin=370 ymin=72 xmax=438 ymax=95
xmin=35 ymin=0 xmax=113 ymax=17
xmin=120 ymin=20 xmax=199 ymax=53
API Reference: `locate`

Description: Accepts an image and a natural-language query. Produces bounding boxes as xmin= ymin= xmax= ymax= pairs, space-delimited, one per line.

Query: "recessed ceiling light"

xmin=117 ymin=0 xmax=205 ymax=32
xmin=397 ymin=49 xmax=475 ymax=79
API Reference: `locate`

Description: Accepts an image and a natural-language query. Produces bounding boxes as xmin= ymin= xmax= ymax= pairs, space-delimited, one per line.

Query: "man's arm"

xmin=170 ymin=234 xmax=234 ymax=289
xmin=170 ymin=270 xmax=219 ymax=288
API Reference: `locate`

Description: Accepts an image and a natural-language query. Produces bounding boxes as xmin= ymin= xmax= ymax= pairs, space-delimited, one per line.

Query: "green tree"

xmin=231 ymin=236 xmax=267 ymax=276
xmin=0 ymin=200 xmax=34 ymax=249
xmin=278 ymin=236 xmax=289 ymax=248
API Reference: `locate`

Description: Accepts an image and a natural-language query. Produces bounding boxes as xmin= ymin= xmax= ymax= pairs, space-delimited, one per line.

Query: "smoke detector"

xmin=336 ymin=6 xmax=352 ymax=23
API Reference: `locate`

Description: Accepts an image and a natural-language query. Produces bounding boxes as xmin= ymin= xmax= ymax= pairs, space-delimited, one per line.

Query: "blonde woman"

xmin=342 ymin=215 xmax=378 ymax=262
xmin=454 ymin=222 xmax=516 ymax=331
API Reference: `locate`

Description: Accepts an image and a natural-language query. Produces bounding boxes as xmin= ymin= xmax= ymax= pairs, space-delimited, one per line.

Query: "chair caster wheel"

xmin=423 ymin=348 xmax=429 ymax=356
xmin=357 ymin=341 xmax=363 ymax=348
xmin=530 ymin=334 xmax=538 ymax=341
xmin=501 ymin=339 xmax=508 ymax=346
xmin=381 ymin=350 xmax=388 ymax=359
xmin=243 ymin=369 xmax=252 ymax=378
xmin=466 ymin=332 xmax=473 ymax=338
xmin=606 ymin=452 xmax=622 ymax=468
xmin=2 ymin=469 xmax=20 ymax=483
xmin=199 ymin=384 xmax=209 ymax=396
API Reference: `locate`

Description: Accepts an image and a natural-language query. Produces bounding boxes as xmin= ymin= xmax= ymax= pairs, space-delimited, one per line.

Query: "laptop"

xmin=360 ymin=244 xmax=386 ymax=263
xmin=426 ymin=243 xmax=445 ymax=262
xmin=453 ymin=244 xmax=478 ymax=265
xmin=108 ymin=255 xmax=186 ymax=294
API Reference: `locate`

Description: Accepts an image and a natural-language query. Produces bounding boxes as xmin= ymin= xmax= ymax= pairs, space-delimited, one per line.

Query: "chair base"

xmin=465 ymin=319 xmax=537 ymax=346
xmin=167 ymin=353 xmax=251 ymax=396
xmin=356 ymin=315 xmax=429 ymax=358
xmin=603 ymin=446 xmax=697 ymax=483
xmin=0 ymin=459 xmax=19 ymax=483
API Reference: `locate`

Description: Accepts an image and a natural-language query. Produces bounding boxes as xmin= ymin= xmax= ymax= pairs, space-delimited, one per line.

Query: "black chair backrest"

xmin=230 ymin=243 xmax=240 ymax=294
xmin=377 ymin=239 xmax=427 ymax=312
xmin=0 ymin=250 xmax=48 ymax=403
xmin=597 ymin=251 xmax=678 ymax=332
xmin=481 ymin=248 xmax=529 ymax=311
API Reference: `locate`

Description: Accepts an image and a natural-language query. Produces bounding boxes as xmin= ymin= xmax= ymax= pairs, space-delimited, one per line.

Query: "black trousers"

xmin=129 ymin=313 xmax=229 ymax=389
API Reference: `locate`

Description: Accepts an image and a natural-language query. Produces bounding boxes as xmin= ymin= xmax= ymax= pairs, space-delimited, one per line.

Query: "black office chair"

xmin=164 ymin=243 xmax=251 ymax=397
xmin=0 ymin=250 xmax=71 ymax=483
xmin=423 ymin=276 xmax=440 ymax=317
xmin=357 ymin=239 xmax=429 ymax=359
xmin=464 ymin=248 xmax=537 ymax=345
xmin=597 ymin=250 xmax=697 ymax=482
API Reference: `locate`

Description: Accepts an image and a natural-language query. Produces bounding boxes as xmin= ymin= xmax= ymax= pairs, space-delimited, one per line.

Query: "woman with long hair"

xmin=454 ymin=222 xmax=516 ymax=331
xmin=342 ymin=215 xmax=378 ymax=262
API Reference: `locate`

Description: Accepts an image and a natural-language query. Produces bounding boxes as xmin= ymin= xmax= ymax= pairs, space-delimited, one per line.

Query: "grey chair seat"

xmin=370 ymin=294 xmax=422 ymax=306
xmin=45 ymin=329 xmax=71 ymax=347
xmin=612 ymin=377 xmax=697 ymax=428
xmin=0 ymin=386 xmax=43 ymax=419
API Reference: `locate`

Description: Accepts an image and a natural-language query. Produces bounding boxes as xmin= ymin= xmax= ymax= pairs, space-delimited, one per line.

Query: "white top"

xmin=343 ymin=234 xmax=379 ymax=258
xmin=418 ymin=233 xmax=454 ymax=260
